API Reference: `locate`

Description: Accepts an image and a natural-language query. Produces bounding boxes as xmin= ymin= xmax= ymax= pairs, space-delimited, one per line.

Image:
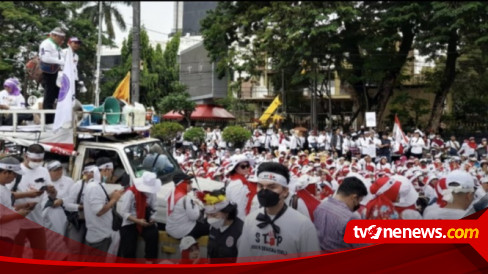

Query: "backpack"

xmin=26 ymin=56 xmax=43 ymax=83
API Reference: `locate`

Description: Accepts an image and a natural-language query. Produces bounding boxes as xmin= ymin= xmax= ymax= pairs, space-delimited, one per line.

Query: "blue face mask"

xmin=102 ymin=176 xmax=108 ymax=183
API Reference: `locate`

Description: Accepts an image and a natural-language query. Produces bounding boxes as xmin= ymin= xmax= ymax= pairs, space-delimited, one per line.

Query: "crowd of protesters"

xmin=1 ymin=124 xmax=488 ymax=264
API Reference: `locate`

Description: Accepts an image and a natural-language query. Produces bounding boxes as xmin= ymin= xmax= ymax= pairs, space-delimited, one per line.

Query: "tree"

xmin=200 ymin=2 xmax=425 ymax=129
xmin=101 ymin=29 xmax=183 ymax=109
xmin=158 ymin=92 xmax=195 ymax=127
xmin=78 ymin=1 xmax=131 ymax=43
xmin=416 ymin=2 xmax=487 ymax=131
xmin=151 ymin=121 xmax=184 ymax=145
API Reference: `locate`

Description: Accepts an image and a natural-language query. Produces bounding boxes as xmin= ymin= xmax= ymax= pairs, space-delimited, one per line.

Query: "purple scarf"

xmin=3 ymin=78 xmax=20 ymax=96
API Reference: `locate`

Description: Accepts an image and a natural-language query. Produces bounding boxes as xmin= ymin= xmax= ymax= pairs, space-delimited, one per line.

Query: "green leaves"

xmin=150 ymin=122 xmax=184 ymax=143
xmin=183 ymin=127 xmax=205 ymax=143
xmin=222 ymin=125 xmax=252 ymax=149
xmin=101 ymin=29 xmax=182 ymax=109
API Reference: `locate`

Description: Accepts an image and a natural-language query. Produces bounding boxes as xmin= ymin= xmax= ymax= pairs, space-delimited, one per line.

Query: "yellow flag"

xmin=112 ymin=71 xmax=130 ymax=102
xmin=259 ymin=96 xmax=282 ymax=125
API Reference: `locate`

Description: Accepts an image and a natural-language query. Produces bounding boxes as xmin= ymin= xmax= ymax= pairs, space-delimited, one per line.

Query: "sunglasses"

xmin=238 ymin=164 xmax=250 ymax=169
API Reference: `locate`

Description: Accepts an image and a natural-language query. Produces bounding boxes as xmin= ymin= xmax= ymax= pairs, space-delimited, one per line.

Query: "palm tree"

xmin=79 ymin=1 xmax=131 ymax=41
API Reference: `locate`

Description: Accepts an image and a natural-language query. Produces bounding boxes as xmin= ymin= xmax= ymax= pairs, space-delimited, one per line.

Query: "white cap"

xmin=50 ymin=27 xmax=65 ymax=37
xmin=134 ymin=171 xmax=161 ymax=194
xmin=179 ymin=236 xmax=197 ymax=251
xmin=446 ymin=170 xmax=475 ymax=193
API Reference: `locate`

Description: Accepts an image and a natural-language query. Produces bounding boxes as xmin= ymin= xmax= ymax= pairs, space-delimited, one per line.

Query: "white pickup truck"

xmin=0 ymin=108 xmax=222 ymax=229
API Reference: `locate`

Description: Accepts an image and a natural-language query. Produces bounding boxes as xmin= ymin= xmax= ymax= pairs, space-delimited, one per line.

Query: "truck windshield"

xmin=124 ymin=140 xmax=180 ymax=184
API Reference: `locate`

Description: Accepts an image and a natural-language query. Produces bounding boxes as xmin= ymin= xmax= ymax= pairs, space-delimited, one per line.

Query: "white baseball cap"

xmin=179 ymin=236 xmax=197 ymax=251
xmin=446 ymin=170 xmax=475 ymax=193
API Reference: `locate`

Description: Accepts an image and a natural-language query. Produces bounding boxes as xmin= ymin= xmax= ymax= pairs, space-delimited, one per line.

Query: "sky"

xmin=109 ymin=2 xmax=175 ymax=51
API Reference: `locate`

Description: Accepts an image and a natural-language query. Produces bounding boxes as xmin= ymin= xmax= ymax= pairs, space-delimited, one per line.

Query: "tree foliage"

xmin=222 ymin=125 xmax=252 ymax=149
xmin=101 ymin=29 xmax=183 ymax=108
xmin=78 ymin=1 xmax=131 ymax=43
xmin=183 ymin=127 xmax=205 ymax=144
xmin=150 ymin=121 xmax=184 ymax=144
xmin=158 ymin=92 xmax=195 ymax=127
xmin=201 ymin=1 xmax=488 ymax=131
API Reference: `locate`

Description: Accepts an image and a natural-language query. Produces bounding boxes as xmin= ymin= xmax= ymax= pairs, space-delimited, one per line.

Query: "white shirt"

xmin=0 ymin=184 xmax=19 ymax=239
xmin=237 ymin=206 xmax=320 ymax=262
xmin=0 ymin=90 xmax=26 ymax=109
xmin=64 ymin=179 xmax=87 ymax=212
xmin=51 ymin=175 xmax=74 ymax=201
xmin=225 ymin=178 xmax=251 ymax=221
xmin=39 ymin=38 xmax=64 ymax=65
xmin=317 ymin=134 xmax=326 ymax=148
xmin=83 ymin=181 xmax=113 ymax=243
xmin=289 ymin=135 xmax=300 ymax=150
xmin=410 ymin=137 xmax=425 ymax=154
xmin=362 ymin=138 xmax=380 ymax=158
xmin=10 ymin=164 xmax=52 ymax=229
xmin=166 ymin=193 xmax=202 ymax=239
xmin=308 ymin=135 xmax=318 ymax=145
xmin=119 ymin=190 xmax=157 ymax=227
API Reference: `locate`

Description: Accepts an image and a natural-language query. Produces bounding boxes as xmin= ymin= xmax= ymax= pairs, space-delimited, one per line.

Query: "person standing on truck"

xmin=0 ymin=156 xmax=35 ymax=257
xmin=118 ymin=171 xmax=160 ymax=262
xmin=61 ymin=37 xmax=81 ymax=82
xmin=9 ymin=144 xmax=52 ymax=260
xmin=39 ymin=27 xmax=65 ymax=124
xmin=83 ymin=158 xmax=124 ymax=253
xmin=64 ymin=162 xmax=98 ymax=256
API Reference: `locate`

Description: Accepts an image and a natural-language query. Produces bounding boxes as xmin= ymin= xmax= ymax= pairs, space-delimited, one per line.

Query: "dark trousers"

xmin=187 ymin=221 xmax=209 ymax=240
xmin=12 ymin=228 xmax=46 ymax=259
xmin=119 ymin=224 xmax=159 ymax=259
xmin=42 ymin=72 xmax=59 ymax=124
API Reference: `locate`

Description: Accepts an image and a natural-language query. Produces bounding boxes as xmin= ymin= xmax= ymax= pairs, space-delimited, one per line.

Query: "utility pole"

xmin=312 ymin=58 xmax=318 ymax=131
xmin=281 ymin=69 xmax=286 ymax=114
xmin=131 ymin=1 xmax=141 ymax=104
xmin=94 ymin=1 xmax=102 ymax=106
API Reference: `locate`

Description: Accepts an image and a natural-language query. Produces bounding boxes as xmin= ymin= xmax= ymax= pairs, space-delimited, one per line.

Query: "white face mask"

xmin=29 ymin=161 xmax=43 ymax=169
xmin=207 ymin=217 xmax=225 ymax=229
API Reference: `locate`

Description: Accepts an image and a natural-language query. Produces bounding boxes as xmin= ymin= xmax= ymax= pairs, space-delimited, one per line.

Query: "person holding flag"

xmin=392 ymin=115 xmax=409 ymax=157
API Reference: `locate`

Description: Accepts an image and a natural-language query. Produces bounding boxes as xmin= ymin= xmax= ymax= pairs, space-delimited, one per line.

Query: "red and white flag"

xmin=393 ymin=115 xmax=408 ymax=154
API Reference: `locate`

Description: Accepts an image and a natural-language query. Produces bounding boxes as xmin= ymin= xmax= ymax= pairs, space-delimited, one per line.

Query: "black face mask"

xmin=353 ymin=203 xmax=361 ymax=212
xmin=257 ymin=189 xmax=281 ymax=207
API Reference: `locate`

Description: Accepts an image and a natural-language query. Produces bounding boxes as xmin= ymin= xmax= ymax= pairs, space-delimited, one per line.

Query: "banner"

xmin=365 ymin=112 xmax=376 ymax=127
xmin=53 ymin=47 xmax=75 ymax=131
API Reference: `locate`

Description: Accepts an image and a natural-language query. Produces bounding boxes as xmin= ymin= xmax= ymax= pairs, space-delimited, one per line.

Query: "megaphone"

xmin=90 ymin=97 xmax=121 ymax=125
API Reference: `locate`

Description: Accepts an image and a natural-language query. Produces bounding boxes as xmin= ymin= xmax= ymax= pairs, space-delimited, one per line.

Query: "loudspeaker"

xmin=90 ymin=97 xmax=121 ymax=125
